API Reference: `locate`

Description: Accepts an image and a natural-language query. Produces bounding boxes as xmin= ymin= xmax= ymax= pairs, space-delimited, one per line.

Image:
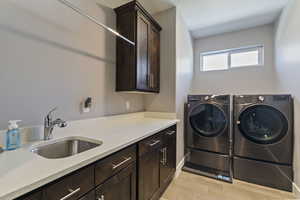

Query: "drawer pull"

xmin=60 ymin=188 xmax=80 ymax=200
xmin=112 ymin=157 xmax=132 ymax=169
xmin=166 ymin=131 xmax=176 ymax=136
xmin=148 ymin=140 xmax=160 ymax=147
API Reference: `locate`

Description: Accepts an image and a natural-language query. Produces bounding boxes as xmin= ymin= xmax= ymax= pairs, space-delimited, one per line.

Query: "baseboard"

xmin=175 ymin=156 xmax=185 ymax=178
xmin=293 ymin=182 xmax=300 ymax=197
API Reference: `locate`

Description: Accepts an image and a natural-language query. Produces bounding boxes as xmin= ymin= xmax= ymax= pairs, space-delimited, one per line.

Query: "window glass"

xmin=231 ymin=50 xmax=259 ymax=68
xmin=202 ymin=53 xmax=228 ymax=71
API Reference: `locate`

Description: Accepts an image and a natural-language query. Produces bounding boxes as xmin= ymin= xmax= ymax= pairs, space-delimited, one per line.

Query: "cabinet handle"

xmin=164 ymin=148 xmax=167 ymax=165
xmin=112 ymin=157 xmax=132 ymax=169
xmin=149 ymin=74 xmax=152 ymax=88
xmin=160 ymin=149 xmax=165 ymax=164
xmin=97 ymin=195 xmax=105 ymax=200
xmin=166 ymin=131 xmax=176 ymax=136
xmin=60 ymin=188 xmax=80 ymax=200
xmin=151 ymin=73 xmax=154 ymax=88
xmin=148 ymin=74 xmax=151 ymax=88
xmin=148 ymin=140 xmax=160 ymax=147
xmin=160 ymin=148 xmax=167 ymax=165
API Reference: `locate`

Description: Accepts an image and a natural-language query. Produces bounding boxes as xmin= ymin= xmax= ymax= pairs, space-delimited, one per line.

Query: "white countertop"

xmin=0 ymin=112 xmax=178 ymax=200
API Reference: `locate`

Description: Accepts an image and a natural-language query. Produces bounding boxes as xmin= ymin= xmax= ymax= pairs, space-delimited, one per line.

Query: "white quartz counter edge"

xmin=0 ymin=112 xmax=178 ymax=200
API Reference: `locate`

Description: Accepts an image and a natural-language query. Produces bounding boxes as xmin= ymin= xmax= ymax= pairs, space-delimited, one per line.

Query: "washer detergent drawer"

xmin=233 ymin=157 xmax=293 ymax=192
xmin=186 ymin=149 xmax=230 ymax=173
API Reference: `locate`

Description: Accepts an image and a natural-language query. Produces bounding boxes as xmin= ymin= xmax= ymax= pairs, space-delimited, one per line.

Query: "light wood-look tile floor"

xmin=161 ymin=171 xmax=296 ymax=200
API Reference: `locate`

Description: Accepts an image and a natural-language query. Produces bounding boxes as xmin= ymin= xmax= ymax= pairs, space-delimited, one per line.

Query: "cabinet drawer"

xmin=162 ymin=126 xmax=176 ymax=144
xmin=95 ymin=145 xmax=137 ymax=185
xmin=44 ymin=165 xmax=94 ymax=200
xmin=95 ymin=163 xmax=136 ymax=200
xmin=139 ymin=132 xmax=163 ymax=156
xmin=16 ymin=190 xmax=43 ymax=200
xmin=78 ymin=190 xmax=95 ymax=200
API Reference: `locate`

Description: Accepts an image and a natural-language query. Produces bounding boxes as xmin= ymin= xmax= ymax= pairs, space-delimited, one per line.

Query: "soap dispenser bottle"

xmin=6 ymin=120 xmax=21 ymax=150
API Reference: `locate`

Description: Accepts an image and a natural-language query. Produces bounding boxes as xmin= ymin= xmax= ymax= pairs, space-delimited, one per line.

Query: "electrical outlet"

xmin=126 ymin=101 xmax=130 ymax=111
xmin=81 ymin=97 xmax=92 ymax=113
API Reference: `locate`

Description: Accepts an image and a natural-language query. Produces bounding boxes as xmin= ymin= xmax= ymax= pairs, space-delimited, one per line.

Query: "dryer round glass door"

xmin=189 ymin=103 xmax=227 ymax=137
xmin=238 ymin=105 xmax=288 ymax=144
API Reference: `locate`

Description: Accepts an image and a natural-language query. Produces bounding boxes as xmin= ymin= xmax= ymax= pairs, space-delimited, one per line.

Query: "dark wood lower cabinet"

xmin=138 ymin=143 xmax=161 ymax=200
xmin=16 ymin=190 xmax=43 ymax=200
xmin=139 ymin=125 xmax=177 ymax=200
xmin=16 ymin=125 xmax=176 ymax=200
xmin=44 ymin=165 xmax=94 ymax=200
xmin=160 ymin=137 xmax=176 ymax=187
xmin=78 ymin=190 xmax=95 ymax=200
xmin=95 ymin=163 xmax=136 ymax=200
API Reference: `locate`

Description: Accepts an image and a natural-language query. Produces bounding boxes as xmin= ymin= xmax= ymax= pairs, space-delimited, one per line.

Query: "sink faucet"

xmin=44 ymin=107 xmax=67 ymax=140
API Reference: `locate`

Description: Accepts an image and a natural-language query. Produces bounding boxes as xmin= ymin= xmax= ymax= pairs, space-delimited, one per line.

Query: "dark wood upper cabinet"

xmin=115 ymin=1 xmax=162 ymax=93
xmin=149 ymin=26 xmax=160 ymax=92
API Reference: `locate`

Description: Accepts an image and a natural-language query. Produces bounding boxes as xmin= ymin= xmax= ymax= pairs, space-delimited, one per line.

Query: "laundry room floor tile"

xmin=160 ymin=171 xmax=296 ymax=200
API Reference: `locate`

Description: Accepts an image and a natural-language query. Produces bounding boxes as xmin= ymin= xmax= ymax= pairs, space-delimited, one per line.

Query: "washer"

xmin=184 ymin=95 xmax=232 ymax=182
xmin=233 ymin=94 xmax=293 ymax=191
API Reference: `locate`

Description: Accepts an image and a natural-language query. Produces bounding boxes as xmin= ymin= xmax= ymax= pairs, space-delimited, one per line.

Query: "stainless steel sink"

xmin=31 ymin=137 xmax=103 ymax=159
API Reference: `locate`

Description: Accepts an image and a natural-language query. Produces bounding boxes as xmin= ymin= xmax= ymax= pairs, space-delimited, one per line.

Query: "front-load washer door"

xmin=190 ymin=103 xmax=227 ymax=137
xmin=187 ymin=103 xmax=229 ymax=154
xmin=238 ymin=105 xmax=288 ymax=145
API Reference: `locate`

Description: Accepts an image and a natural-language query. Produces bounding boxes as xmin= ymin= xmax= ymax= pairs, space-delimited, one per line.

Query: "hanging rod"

xmin=57 ymin=0 xmax=135 ymax=46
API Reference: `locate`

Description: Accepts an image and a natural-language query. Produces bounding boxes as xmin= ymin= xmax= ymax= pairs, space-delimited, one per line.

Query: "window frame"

xmin=200 ymin=45 xmax=264 ymax=72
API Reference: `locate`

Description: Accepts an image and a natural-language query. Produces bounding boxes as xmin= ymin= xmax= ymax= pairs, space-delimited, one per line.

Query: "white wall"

xmin=275 ymin=0 xmax=300 ymax=195
xmin=175 ymin=12 xmax=194 ymax=165
xmin=191 ymin=24 xmax=277 ymax=95
xmin=145 ymin=8 xmax=177 ymax=113
xmin=0 ymin=0 xmax=144 ymax=129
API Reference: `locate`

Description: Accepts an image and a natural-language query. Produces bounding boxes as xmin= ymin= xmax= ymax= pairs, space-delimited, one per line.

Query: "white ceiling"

xmin=171 ymin=0 xmax=290 ymax=38
xmin=96 ymin=0 xmax=174 ymax=14
xmin=96 ymin=0 xmax=290 ymax=38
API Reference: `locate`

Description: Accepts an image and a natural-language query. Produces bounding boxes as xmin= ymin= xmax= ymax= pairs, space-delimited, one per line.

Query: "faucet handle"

xmin=45 ymin=107 xmax=58 ymax=125
xmin=46 ymin=107 xmax=58 ymax=118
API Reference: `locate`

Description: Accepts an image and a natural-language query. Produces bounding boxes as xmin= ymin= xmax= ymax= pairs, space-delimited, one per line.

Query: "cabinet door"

xmin=136 ymin=12 xmax=150 ymax=91
xmin=160 ymin=130 xmax=177 ymax=187
xmin=95 ymin=162 xmax=136 ymax=200
xmin=149 ymin=26 xmax=160 ymax=92
xmin=139 ymin=148 xmax=161 ymax=200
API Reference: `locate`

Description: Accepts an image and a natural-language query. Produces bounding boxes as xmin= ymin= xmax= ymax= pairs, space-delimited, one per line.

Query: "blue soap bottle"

xmin=6 ymin=120 xmax=21 ymax=150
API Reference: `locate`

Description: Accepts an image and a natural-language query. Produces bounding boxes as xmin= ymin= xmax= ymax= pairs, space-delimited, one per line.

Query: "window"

xmin=200 ymin=45 xmax=264 ymax=71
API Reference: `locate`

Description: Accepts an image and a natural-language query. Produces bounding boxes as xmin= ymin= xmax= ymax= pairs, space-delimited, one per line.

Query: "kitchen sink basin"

xmin=31 ymin=137 xmax=102 ymax=159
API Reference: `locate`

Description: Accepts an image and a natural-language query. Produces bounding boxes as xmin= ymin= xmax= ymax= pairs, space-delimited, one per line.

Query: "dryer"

xmin=233 ymin=95 xmax=293 ymax=191
xmin=184 ymin=95 xmax=232 ymax=182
